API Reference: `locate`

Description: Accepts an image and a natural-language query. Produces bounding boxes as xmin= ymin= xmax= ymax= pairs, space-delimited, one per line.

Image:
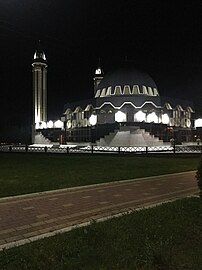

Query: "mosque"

xmin=32 ymin=45 xmax=196 ymax=146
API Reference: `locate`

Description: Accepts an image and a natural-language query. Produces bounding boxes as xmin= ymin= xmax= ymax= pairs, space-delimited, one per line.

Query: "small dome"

xmin=34 ymin=50 xmax=46 ymax=61
xmin=33 ymin=41 xmax=47 ymax=64
xmin=97 ymin=67 xmax=157 ymax=91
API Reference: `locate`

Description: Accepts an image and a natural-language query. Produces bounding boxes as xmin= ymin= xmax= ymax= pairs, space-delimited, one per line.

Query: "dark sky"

xmin=0 ymin=0 xmax=202 ymax=127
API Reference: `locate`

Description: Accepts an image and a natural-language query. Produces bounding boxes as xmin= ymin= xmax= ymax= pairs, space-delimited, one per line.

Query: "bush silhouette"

xmin=196 ymin=159 xmax=202 ymax=199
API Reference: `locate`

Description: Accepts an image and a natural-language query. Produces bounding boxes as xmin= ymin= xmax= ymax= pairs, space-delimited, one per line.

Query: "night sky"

xmin=0 ymin=0 xmax=202 ymax=129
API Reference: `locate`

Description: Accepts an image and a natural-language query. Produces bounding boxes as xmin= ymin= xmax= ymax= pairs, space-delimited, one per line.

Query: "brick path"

xmin=0 ymin=171 xmax=198 ymax=250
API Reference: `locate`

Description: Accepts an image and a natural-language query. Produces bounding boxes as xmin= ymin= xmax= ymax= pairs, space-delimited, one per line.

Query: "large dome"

xmin=97 ymin=67 xmax=157 ymax=90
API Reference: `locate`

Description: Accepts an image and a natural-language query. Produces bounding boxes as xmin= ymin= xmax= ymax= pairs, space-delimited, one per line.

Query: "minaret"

xmin=93 ymin=58 xmax=104 ymax=95
xmin=32 ymin=41 xmax=48 ymax=127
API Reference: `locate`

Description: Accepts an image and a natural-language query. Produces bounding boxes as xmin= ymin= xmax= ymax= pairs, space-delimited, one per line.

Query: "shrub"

xmin=196 ymin=159 xmax=202 ymax=199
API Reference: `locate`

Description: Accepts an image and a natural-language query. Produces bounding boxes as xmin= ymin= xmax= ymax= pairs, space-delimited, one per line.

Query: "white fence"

xmin=0 ymin=144 xmax=202 ymax=154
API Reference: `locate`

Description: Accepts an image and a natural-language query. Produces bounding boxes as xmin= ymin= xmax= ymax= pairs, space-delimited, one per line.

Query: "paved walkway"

xmin=0 ymin=171 xmax=198 ymax=250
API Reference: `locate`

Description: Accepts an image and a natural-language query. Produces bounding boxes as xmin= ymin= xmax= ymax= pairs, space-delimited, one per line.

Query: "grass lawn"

xmin=0 ymin=197 xmax=202 ymax=270
xmin=0 ymin=153 xmax=200 ymax=198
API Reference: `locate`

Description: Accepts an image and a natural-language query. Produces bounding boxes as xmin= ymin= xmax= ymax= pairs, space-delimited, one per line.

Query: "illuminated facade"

xmin=62 ymin=65 xmax=194 ymax=145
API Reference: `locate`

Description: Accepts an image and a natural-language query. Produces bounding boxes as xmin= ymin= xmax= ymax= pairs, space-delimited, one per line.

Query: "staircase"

xmin=34 ymin=132 xmax=52 ymax=145
xmin=96 ymin=126 xmax=164 ymax=146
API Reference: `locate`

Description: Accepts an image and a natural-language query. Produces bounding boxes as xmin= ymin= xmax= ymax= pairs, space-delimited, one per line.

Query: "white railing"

xmin=0 ymin=144 xmax=202 ymax=154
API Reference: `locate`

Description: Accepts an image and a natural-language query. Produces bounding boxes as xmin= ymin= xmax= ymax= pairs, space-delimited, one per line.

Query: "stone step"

xmin=34 ymin=133 xmax=52 ymax=145
xmin=96 ymin=127 xmax=164 ymax=146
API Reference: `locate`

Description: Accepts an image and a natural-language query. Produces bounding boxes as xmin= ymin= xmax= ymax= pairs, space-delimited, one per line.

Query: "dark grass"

xmin=0 ymin=197 xmax=202 ymax=270
xmin=0 ymin=153 xmax=200 ymax=198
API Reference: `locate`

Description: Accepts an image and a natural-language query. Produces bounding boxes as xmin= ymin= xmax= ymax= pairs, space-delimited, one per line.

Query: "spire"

xmin=33 ymin=40 xmax=47 ymax=62
xmin=94 ymin=58 xmax=104 ymax=94
xmin=95 ymin=57 xmax=104 ymax=76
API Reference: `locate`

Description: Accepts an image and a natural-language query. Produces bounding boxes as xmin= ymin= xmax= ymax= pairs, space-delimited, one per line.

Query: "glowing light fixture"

xmin=115 ymin=111 xmax=126 ymax=122
xmin=195 ymin=118 xmax=202 ymax=128
xmin=147 ymin=112 xmax=158 ymax=123
xmin=47 ymin=120 xmax=54 ymax=129
xmin=54 ymin=120 xmax=63 ymax=129
xmin=67 ymin=120 xmax=72 ymax=129
xmin=89 ymin=114 xmax=97 ymax=126
xmin=135 ymin=111 xmax=146 ymax=122
xmin=161 ymin=113 xmax=170 ymax=124
xmin=186 ymin=119 xmax=191 ymax=128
